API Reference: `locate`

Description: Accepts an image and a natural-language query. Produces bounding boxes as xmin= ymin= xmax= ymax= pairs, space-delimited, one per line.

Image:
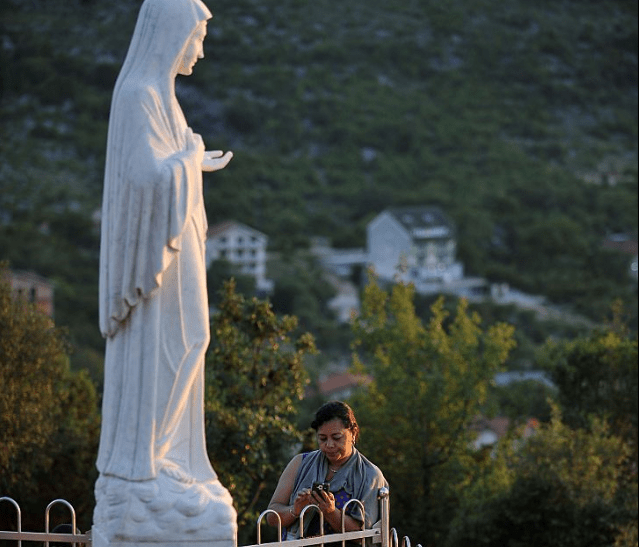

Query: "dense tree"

xmin=447 ymin=406 xmax=637 ymax=547
xmin=204 ymin=279 xmax=316 ymax=543
xmin=207 ymin=258 xmax=257 ymax=307
xmin=2 ymin=0 xmax=637 ymax=369
xmin=539 ymin=305 xmax=638 ymax=460
xmin=267 ymin=251 xmax=341 ymax=350
xmin=0 ymin=264 xmax=100 ymax=532
xmin=349 ymin=275 xmax=516 ymax=544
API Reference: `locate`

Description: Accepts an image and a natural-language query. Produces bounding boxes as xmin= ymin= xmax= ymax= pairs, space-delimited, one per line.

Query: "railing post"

xmin=390 ymin=528 xmax=399 ymax=547
xmin=341 ymin=499 xmax=366 ymax=547
xmin=378 ymin=487 xmax=390 ymax=547
xmin=299 ymin=504 xmax=323 ymax=540
xmin=0 ymin=497 xmax=22 ymax=547
xmin=256 ymin=509 xmax=282 ymax=544
xmin=45 ymin=499 xmax=77 ymax=547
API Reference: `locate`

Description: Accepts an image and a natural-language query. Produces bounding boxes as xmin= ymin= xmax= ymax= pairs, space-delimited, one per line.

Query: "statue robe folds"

xmin=94 ymin=2 xmax=236 ymax=542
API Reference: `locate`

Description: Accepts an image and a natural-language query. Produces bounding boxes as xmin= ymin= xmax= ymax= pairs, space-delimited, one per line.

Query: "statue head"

xmin=178 ymin=20 xmax=207 ymax=76
xmin=118 ymin=0 xmax=212 ymax=84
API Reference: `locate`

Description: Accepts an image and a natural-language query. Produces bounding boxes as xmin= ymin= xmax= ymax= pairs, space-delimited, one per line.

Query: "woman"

xmin=267 ymin=401 xmax=388 ymax=538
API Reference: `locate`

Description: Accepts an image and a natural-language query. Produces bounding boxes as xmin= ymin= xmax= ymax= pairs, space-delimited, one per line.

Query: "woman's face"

xmin=317 ymin=418 xmax=354 ymax=467
xmin=178 ymin=22 xmax=207 ymax=76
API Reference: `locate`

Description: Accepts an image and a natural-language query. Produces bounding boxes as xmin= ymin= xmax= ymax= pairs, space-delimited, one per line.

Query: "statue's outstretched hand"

xmin=202 ymin=150 xmax=233 ymax=172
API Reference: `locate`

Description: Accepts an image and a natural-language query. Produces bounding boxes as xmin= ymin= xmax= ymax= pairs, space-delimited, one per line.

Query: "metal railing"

xmin=1 ymin=488 xmax=421 ymax=547
xmin=246 ymin=487 xmax=421 ymax=547
xmin=0 ymin=497 xmax=90 ymax=545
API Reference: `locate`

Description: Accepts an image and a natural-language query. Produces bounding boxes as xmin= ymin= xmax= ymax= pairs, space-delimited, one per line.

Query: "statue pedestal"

xmin=92 ymin=474 xmax=237 ymax=547
xmin=92 ymin=526 xmax=236 ymax=547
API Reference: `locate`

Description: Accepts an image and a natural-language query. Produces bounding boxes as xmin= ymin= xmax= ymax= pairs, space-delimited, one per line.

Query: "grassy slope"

xmin=0 ymin=0 xmax=637 ymax=341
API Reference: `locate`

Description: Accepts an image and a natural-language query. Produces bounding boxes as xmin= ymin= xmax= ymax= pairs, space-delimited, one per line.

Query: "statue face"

xmin=178 ymin=21 xmax=207 ymax=76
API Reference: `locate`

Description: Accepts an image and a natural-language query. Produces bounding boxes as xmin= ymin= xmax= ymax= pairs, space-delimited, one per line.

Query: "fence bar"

xmin=45 ymin=499 xmax=78 ymax=547
xmin=0 ymin=496 xmax=22 ymax=547
xmin=0 ymin=530 xmax=91 ymax=544
xmin=299 ymin=504 xmax=323 ymax=540
xmin=390 ymin=528 xmax=399 ymax=547
xmin=242 ymin=528 xmax=380 ymax=547
xmin=257 ymin=509 xmax=282 ymax=544
xmin=341 ymin=498 xmax=366 ymax=547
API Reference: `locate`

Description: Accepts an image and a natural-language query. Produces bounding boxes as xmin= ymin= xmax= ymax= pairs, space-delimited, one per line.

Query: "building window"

xmin=422 ymin=212 xmax=435 ymax=223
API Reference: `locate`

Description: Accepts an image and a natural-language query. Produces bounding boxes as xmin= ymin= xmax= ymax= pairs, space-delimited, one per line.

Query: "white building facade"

xmin=206 ymin=221 xmax=273 ymax=293
xmin=367 ymin=207 xmax=464 ymax=291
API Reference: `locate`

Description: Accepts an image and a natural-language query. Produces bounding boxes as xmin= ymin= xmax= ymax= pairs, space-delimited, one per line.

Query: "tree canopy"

xmin=0 ymin=264 xmax=100 ymax=532
xmin=349 ymin=275 xmax=516 ymax=543
xmin=539 ymin=307 xmax=638 ymax=459
xmin=204 ymin=279 xmax=316 ymax=543
xmin=447 ymin=405 xmax=637 ymax=547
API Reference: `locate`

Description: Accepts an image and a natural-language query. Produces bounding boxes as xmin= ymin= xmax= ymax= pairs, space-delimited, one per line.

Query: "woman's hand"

xmin=311 ymin=489 xmax=336 ymax=516
xmin=202 ymin=150 xmax=233 ymax=172
xmin=293 ymin=488 xmax=313 ymax=517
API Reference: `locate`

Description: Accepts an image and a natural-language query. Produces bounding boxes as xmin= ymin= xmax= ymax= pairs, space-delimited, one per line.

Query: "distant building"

xmin=367 ymin=206 xmax=464 ymax=291
xmin=310 ymin=237 xmax=367 ymax=279
xmin=602 ymin=234 xmax=638 ymax=282
xmin=4 ymin=270 xmax=55 ymax=317
xmin=206 ymin=220 xmax=273 ymax=293
xmin=471 ymin=416 xmax=539 ymax=451
xmin=315 ymin=371 xmax=372 ymax=400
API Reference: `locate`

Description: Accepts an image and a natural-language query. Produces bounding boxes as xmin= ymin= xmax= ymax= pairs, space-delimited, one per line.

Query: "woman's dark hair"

xmin=311 ymin=401 xmax=359 ymax=443
xmin=51 ymin=524 xmax=81 ymax=547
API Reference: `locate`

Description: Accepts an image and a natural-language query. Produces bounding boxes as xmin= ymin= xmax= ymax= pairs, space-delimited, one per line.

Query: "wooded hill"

xmin=0 ymin=0 xmax=637 ymax=355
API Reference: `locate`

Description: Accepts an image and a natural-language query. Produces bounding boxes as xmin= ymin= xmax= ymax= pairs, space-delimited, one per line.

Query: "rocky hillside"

xmin=0 ymin=0 xmax=637 ymax=351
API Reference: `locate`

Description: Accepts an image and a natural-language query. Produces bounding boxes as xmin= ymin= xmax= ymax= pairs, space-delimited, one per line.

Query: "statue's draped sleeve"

xmin=99 ymin=84 xmax=207 ymax=338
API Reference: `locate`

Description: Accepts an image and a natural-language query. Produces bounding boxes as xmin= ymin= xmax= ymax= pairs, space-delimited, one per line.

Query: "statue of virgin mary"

xmin=93 ymin=0 xmax=236 ymax=543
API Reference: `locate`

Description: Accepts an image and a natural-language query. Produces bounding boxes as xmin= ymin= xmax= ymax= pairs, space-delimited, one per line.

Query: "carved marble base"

xmin=93 ymin=472 xmax=237 ymax=546
xmin=92 ymin=526 xmax=236 ymax=547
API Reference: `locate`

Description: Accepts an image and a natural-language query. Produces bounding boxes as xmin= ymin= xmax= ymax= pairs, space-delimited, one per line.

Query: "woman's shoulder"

xmin=286 ymin=451 xmax=316 ymax=472
xmin=357 ymin=451 xmax=387 ymax=483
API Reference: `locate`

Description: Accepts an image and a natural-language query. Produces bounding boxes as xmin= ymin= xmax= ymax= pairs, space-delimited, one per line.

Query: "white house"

xmin=367 ymin=206 xmax=464 ymax=290
xmin=206 ymin=220 xmax=273 ymax=293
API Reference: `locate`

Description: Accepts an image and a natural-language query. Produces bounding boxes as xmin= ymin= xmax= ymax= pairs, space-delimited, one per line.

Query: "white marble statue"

xmin=93 ymin=0 xmax=236 ymax=543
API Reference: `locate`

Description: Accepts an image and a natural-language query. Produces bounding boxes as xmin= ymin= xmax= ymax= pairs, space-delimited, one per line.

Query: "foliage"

xmin=538 ymin=305 xmax=638 ymax=458
xmin=1 ymin=0 xmax=637 ymax=361
xmin=204 ymin=279 xmax=316 ymax=542
xmin=0 ymin=174 xmax=103 ymax=363
xmin=488 ymin=379 xmax=555 ymax=424
xmin=207 ymin=258 xmax=256 ymax=307
xmin=349 ymin=275 xmax=516 ymax=543
xmin=447 ymin=405 xmax=637 ymax=547
xmin=0 ymin=264 xmax=100 ymax=532
xmin=267 ymin=251 xmax=338 ymax=345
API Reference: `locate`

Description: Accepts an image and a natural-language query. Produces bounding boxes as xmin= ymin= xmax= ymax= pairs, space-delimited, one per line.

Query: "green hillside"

xmin=0 ymin=0 xmax=637 ymax=349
